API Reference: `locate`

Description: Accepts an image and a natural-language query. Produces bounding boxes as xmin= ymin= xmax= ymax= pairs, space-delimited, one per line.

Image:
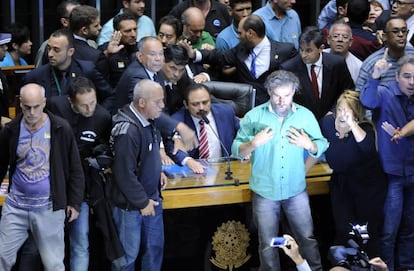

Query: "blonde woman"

xmin=321 ymin=90 xmax=387 ymax=258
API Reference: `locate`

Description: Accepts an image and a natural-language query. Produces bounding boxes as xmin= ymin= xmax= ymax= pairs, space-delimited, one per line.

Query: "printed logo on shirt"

xmin=213 ymin=19 xmax=221 ymax=27
xmin=80 ymin=130 xmax=97 ymax=143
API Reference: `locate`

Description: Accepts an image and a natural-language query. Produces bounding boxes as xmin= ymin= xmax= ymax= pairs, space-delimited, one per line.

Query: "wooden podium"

xmin=162 ymin=161 xmax=332 ymax=209
xmin=0 ymin=162 xmax=332 ymax=208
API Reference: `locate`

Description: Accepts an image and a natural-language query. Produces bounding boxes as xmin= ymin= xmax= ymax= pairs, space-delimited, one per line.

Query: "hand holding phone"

xmin=270 ymin=237 xmax=287 ymax=247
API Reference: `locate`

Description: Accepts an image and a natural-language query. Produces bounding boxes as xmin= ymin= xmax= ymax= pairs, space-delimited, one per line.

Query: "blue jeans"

xmin=252 ymin=191 xmax=322 ymax=271
xmin=381 ymin=174 xmax=414 ymax=270
xmin=0 ymin=203 xmax=65 ymax=271
xmin=111 ymin=201 xmax=164 ymax=271
xmin=68 ymin=201 xmax=89 ymax=271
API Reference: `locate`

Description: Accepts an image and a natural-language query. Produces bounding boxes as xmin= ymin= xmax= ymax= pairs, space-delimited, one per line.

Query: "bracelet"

xmin=391 ymin=128 xmax=401 ymax=144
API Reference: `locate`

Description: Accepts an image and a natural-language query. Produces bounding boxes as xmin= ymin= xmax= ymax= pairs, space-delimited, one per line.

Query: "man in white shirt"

xmin=324 ymin=22 xmax=362 ymax=84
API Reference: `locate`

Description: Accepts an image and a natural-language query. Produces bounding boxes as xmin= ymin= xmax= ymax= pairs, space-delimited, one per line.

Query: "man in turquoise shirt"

xmin=232 ymin=70 xmax=327 ymax=271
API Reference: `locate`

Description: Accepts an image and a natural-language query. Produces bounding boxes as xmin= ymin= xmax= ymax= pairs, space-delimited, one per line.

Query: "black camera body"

xmin=329 ymin=224 xmax=371 ymax=270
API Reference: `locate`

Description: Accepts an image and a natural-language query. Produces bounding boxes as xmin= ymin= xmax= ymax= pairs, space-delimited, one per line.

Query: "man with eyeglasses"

xmin=375 ymin=0 xmax=414 ymax=45
xmin=391 ymin=0 xmax=414 ymax=43
xmin=356 ymin=17 xmax=414 ymax=90
xmin=361 ymin=53 xmax=414 ymax=271
xmin=324 ymin=21 xmax=362 ymax=84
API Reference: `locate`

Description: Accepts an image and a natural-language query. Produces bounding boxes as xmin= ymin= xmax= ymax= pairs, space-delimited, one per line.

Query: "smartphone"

xmin=270 ymin=237 xmax=287 ymax=247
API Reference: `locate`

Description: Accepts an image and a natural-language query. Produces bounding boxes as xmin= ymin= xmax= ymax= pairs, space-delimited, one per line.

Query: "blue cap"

xmin=0 ymin=33 xmax=11 ymax=45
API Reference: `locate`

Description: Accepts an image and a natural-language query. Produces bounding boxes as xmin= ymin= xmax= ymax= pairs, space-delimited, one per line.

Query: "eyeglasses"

xmin=329 ymin=34 xmax=351 ymax=41
xmin=393 ymin=0 xmax=414 ymax=6
xmin=384 ymin=28 xmax=409 ymax=35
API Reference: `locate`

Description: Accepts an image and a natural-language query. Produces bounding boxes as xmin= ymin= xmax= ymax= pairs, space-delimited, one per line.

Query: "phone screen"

xmin=270 ymin=237 xmax=286 ymax=247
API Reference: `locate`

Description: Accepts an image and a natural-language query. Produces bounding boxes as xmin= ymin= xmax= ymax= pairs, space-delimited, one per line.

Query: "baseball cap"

xmin=0 ymin=33 xmax=12 ymax=46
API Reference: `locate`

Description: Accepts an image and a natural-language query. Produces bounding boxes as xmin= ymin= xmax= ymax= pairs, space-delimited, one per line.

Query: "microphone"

xmin=197 ymin=110 xmax=233 ymax=180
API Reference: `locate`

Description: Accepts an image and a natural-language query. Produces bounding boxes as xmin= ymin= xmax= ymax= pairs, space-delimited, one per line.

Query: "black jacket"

xmin=22 ymin=59 xmax=114 ymax=112
xmin=0 ymin=111 xmax=85 ymax=211
xmin=109 ymin=105 xmax=162 ymax=210
xmin=280 ymin=52 xmax=355 ymax=120
xmin=199 ymin=39 xmax=297 ymax=105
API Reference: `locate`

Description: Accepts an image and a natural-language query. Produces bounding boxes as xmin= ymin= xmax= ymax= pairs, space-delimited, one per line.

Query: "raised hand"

xmin=372 ymin=48 xmax=392 ymax=79
xmin=105 ymin=30 xmax=125 ymax=55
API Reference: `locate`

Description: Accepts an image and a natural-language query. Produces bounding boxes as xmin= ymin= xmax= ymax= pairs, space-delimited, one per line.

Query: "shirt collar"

xmin=145 ymin=69 xmax=156 ymax=80
xmin=73 ymin=34 xmax=87 ymax=42
xmin=253 ymin=36 xmax=270 ymax=56
xmin=307 ymin=53 xmax=323 ymax=69
xmin=129 ymin=103 xmax=150 ymax=127
xmin=191 ymin=111 xmax=213 ymax=126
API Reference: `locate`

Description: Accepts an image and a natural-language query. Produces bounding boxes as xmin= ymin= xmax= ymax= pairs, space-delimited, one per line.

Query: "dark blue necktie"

xmin=250 ymin=50 xmax=257 ymax=78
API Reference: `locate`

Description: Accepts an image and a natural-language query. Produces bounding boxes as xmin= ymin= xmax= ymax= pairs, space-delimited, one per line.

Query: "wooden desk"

xmin=0 ymin=179 xmax=7 ymax=206
xmin=162 ymin=161 xmax=332 ymax=209
xmin=0 ymin=163 xmax=332 ymax=209
xmin=1 ymin=65 xmax=35 ymax=76
xmin=1 ymin=65 xmax=36 ymax=116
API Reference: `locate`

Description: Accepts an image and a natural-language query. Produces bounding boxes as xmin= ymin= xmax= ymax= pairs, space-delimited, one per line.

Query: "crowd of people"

xmin=1 ymin=0 xmax=414 ymax=270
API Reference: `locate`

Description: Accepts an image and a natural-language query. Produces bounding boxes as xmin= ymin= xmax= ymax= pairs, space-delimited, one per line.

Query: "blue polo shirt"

xmin=216 ymin=22 xmax=239 ymax=51
xmin=254 ymin=2 xmax=301 ymax=49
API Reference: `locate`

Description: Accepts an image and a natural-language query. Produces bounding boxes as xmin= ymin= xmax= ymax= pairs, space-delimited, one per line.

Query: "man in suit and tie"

xmin=182 ymin=15 xmax=297 ymax=105
xmin=166 ymin=83 xmax=239 ymax=173
xmin=281 ymin=26 xmax=354 ymax=120
xmin=115 ymin=36 xmax=165 ymax=109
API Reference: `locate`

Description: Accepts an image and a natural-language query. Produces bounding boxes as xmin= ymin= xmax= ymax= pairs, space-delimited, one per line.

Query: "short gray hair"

xmin=264 ymin=70 xmax=300 ymax=93
xmin=397 ymin=54 xmax=414 ymax=73
xmin=133 ymin=79 xmax=162 ymax=101
xmin=137 ymin=36 xmax=161 ymax=52
xmin=20 ymin=83 xmax=46 ymax=97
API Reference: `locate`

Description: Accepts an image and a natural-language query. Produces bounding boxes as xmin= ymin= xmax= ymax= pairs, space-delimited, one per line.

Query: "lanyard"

xmin=51 ymin=68 xmax=63 ymax=96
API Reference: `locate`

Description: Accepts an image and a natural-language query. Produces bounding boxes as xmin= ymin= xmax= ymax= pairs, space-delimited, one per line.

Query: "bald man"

xmin=110 ymin=79 xmax=167 ymax=271
xmin=181 ymin=7 xmax=215 ymax=49
xmin=0 ymin=83 xmax=84 ymax=271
